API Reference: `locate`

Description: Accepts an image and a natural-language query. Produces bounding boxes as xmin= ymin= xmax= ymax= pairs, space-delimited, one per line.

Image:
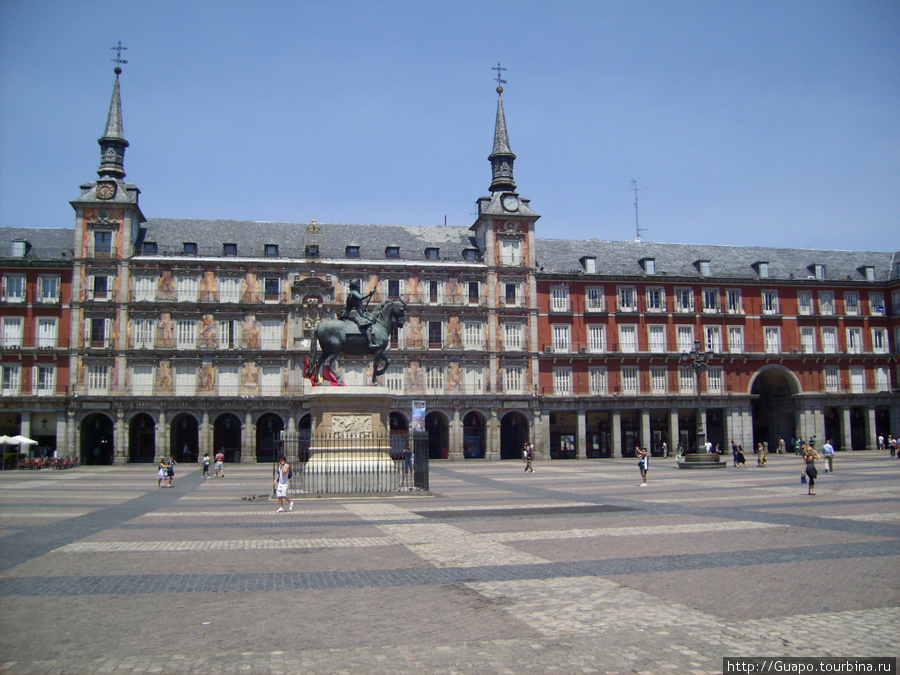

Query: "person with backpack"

xmin=274 ymin=455 xmax=293 ymax=513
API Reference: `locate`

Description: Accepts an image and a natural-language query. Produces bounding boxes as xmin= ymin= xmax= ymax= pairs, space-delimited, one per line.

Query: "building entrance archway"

xmin=500 ymin=411 xmax=529 ymax=460
xmin=170 ymin=414 xmax=199 ymax=462
xmin=750 ymin=366 xmax=799 ymax=451
xmin=81 ymin=413 xmax=114 ymax=465
xmin=213 ymin=413 xmax=242 ymax=463
xmin=424 ymin=412 xmax=448 ymax=459
xmin=129 ymin=413 xmax=156 ymax=463
xmin=463 ymin=411 xmax=485 ymax=458
xmin=256 ymin=414 xmax=284 ymax=463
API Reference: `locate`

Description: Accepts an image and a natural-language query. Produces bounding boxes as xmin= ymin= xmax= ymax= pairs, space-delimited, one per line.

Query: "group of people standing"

xmin=156 ymin=456 xmax=176 ymax=487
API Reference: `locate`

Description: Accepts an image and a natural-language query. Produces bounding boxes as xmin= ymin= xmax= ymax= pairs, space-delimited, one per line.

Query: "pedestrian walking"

xmin=805 ymin=447 xmax=820 ymax=495
xmin=637 ymin=447 xmax=649 ymax=486
xmin=731 ymin=440 xmax=740 ymax=467
xmin=662 ymin=441 xmax=668 ymax=458
xmin=777 ymin=437 xmax=786 ymax=454
xmin=165 ymin=456 xmax=177 ymax=487
xmin=754 ymin=443 xmax=765 ymax=467
xmin=523 ymin=442 xmax=534 ymax=473
xmin=157 ymin=457 xmax=167 ymax=487
xmin=877 ymin=434 xmax=884 ymax=450
xmin=201 ymin=453 xmax=210 ymax=479
xmin=822 ymin=439 xmax=835 ymax=472
xmin=214 ymin=450 xmax=225 ymax=478
xmin=274 ymin=455 xmax=293 ymax=513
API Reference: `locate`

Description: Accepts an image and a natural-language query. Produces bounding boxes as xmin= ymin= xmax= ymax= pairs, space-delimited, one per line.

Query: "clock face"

xmin=501 ymin=193 xmax=519 ymax=211
xmin=96 ymin=182 xmax=116 ymax=200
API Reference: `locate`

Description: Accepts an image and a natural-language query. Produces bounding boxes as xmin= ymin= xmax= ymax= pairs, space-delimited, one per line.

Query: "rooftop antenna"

xmin=631 ymin=179 xmax=648 ymax=242
xmin=110 ymin=41 xmax=128 ymax=73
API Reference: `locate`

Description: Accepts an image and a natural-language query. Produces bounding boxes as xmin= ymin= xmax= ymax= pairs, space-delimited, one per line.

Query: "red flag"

xmin=322 ymin=367 xmax=344 ymax=386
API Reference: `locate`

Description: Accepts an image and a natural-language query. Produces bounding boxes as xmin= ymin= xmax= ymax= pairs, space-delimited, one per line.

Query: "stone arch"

xmin=256 ymin=413 xmax=285 ymax=463
xmin=749 ymin=365 xmax=800 ymax=451
xmin=169 ymin=413 xmax=200 ymax=462
xmin=80 ymin=413 xmax=114 ymax=465
xmin=128 ymin=412 xmax=157 ymax=463
xmin=424 ymin=410 xmax=449 ymax=459
xmin=462 ymin=410 xmax=486 ymax=458
xmin=500 ymin=411 xmax=530 ymax=460
xmin=213 ymin=412 xmax=242 ymax=463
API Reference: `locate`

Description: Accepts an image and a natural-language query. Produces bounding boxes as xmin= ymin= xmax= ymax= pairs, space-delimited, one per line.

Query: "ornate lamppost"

xmin=680 ymin=338 xmax=714 ymax=452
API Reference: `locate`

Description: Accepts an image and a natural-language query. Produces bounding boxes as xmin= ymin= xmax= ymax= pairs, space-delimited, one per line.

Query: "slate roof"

xmin=0 ymin=227 xmax=75 ymax=260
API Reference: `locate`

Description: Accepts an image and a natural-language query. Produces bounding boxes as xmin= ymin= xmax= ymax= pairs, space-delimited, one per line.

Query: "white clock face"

xmin=501 ymin=194 xmax=519 ymax=211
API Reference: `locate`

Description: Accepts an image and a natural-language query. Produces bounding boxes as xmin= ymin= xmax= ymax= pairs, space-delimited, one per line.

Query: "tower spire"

xmin=97 ymin=54 xmax=129 ymax=180
xmin=488 ymin=63 xmax=516 ymax=193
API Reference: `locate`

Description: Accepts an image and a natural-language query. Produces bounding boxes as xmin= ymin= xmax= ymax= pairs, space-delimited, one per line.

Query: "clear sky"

xmin=1 ymin=0 xmax=897 ymax=252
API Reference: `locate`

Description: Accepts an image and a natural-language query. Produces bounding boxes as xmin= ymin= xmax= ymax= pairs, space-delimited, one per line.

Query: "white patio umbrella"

xmin=0 ymin=435 xmax=11 ymax=445
xmin=7 ymin=435 xmax=37 ymax=446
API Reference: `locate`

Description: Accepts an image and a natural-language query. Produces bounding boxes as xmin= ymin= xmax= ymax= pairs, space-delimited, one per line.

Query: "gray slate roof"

xmin=0 ymin=228 xmax=76 ymax=260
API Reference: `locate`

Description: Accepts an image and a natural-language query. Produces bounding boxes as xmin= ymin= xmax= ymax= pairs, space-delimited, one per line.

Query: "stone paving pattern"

xmin=0 ymin=453 xmax=898 ymax=674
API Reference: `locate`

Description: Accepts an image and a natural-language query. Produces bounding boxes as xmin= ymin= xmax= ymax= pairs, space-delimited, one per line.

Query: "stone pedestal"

xmin=303 ymin=387 xmax=395 ymax=494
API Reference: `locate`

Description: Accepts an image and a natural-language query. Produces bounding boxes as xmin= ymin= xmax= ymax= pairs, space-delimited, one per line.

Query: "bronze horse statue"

xmin=305 ymin=298 xmax=407 ymax=385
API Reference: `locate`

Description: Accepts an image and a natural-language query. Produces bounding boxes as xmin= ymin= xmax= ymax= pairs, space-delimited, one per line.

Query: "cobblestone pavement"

xmin=1 ymin=453 xmax=898 ymax=674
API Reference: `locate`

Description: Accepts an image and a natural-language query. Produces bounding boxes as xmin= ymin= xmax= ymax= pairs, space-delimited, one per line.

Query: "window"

xmin=872 ymin=328 xmax=888 ymax=354
xmin=175 ymin=365 xmax=197 ymax=396
xmin=812 ymin=264 xmax=825 ymax=279
xmin=1 ymin=317 xmax=23 ymax=347
xmin=552 ymin=324 xmax=571 ymax=353
xmin=176 ymin=275 xmax=199 ymax=302
xmin=264 ymin=277 xmax=281 ymax=301
xmin=617 ymin=286 xmax=637 ymax=312
xmin=223 ymin=243 xmax=237 ymax=256
xmin=707 ymin=367 xmax=723 ymax=394
xmin=726 ymin=289 xmax=742 ymax=314
xmin=305 ymin=245 xmax=319 ymax=258
xmin=588 ymin=366 xmax=608 ymax=395
xmin=218 ymin=365 xmax=240 ymax=396
xmin=265 ymin=244 xmax=279 ymax=257
xmin=553 ymin=367 xmax=573 ymax=395
xmin=183 ymin=242 xmax=197 ymax=256
xmin=219 ymin=277 xmax=241 ymax=303
xmin=704 ymin=325 xmax=722 ymax=352
xmin=87 ymin=364 xmax=109 ymax=394
xmin=846 ymin=327 xmax=862 ymax=354
xmin=503 ymin=366 xmax=524 ymax=394
xmin=849 ymin=366 xmax=865 ymax=393
xmin=800 ymin=327 xmax=816 ymax=354
xmin=2 ymin=275 xmax=25 ymax=302
xmin=36 ymin=317 xmax=57 ymax=348
xmin=346 ymin=246 xmax=360 ymax=258
xmin=550 ymin=285 xmax=570 ymax=312
xmin=141 ymin=242 xmax=158 ymax=255
xmin=702 ymin=288 xmax=720 ymax=313
xmin=678 ymin=367 xmax=696 ymax=394
xmin=650 ymin=366 xmax=667 ymax=394
xmin=585 ymin=286 xmax=604 ymax=312
xmin=646 ymin=288 xmax=664 ymax=312
xmin=33 ymin=365 xmax=55 ymax=396
xmin=674 ymin=288 xmax=694 ymax=313
xmin=797 ymin=291 xmax=813 ymax=316
xmin=582 ymin=256 xmax=596 ymax=273
xmin=134 ymin=275 xmax=156 ymax=302
xmin=503 ymin=282 xmax=521 ymax=306
xmin=618 ymin=324 xmax=637 ymax=353
xmin=89 ymin=317 xmax=111 ymax=348
xmin=502 ymin=322 xmax=524 ymax=351
xmin=383 ymin=366 xmax=404 ymax=392
xmin=462 ymin=248 xmax=479 ymax=261
xmin=467 ymin=281 xmax=480 ymax=304
xmin=643 ymin=258 xmax=656 ymax=275
xmin=893 ymin=291 xmax=900 ymax=315
xmin=499 ymin=239 xmax=523 ymax=266
xmin=91 ymin=275 xmax=110 ymax=300
xmin=428 ymin=320 xmax=442 ymax=348
xmin=424 ymin=365 xmax=444 ymax=393
xmin=648 ymin=325 xmax=666 ymax=353
xmin=385 ymin=246 xmax=400 ymax=259
xmin=132 ymin=318 xmax=156 ymax=349
xmin=677 ymin=325 xmax=694 ymax=353
xmin=175 ymin=319 xmax=197 ymax=350
xmin=818 ymin=291 xmax=834 ymax=315
xmin=843 ymin=291 xmax=859 ymax=316
xmin=698 ymin=260 xmax=711 ymax=276
xmin=463 ymin=322 xmax=484 ymax=350
xmin=621 ymin=367 xmax=639 ymax=395
xmin=2 ymin=365 xmax=21 ymax=395
xmin=727 ymin=326 xmax=744 ymax=354
xmin=764 ymin=327 xmax=781 ymax=354
xmin=424 ymin=247 xmax=439 ymax=260
xmin=464 ymin=365 xmax=485 ymax=394
xmin=131 ymin=365 xmax=154 ymax=395
xmin=862 ymin=266 xmax=875 ymax=282
xmin=762 ymin=290 xmax=779 ymax=314
xmin=756 ymin=261 xmax=769 ymax=278
xmin=426 ymin=280 xmax=442 ymax=304
xmin=869 ymin=292 xmax=885 ymax=315
xmin=37 ymin=276 xmax=60 ymax=302
xmin=821 ymin=327 xmax=837 ymax=354
xmin=259 ymin=320 xmax=282 ymax=349
xmin=260 ymin=366 xmax=282 ymax=395
xmin=874 ymin=366 xmax=890 ymax=392
xmin=824 ymin=366 xmax=840 ymax=393
xmin=586 ymin=324 xmax=605 ymax=353
xmin=94 ymin=231 xmax=112 ymax=257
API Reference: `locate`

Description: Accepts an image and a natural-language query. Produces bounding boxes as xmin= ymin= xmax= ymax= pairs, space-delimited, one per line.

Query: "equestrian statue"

xmin=305 ymin=283 xmax=407 ymax=386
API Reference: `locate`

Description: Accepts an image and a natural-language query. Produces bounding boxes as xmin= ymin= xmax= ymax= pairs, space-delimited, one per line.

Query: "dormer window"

xmin=385 ymin=246 xmax=400 ymax=259
xmin=305 ymin=245 xmax=319 ymax=258
xmin=425 ymin=247 xmax=440 ymax=260
xmin=265 ymin=244 xmax=279 ymax=258
xmin=223 ymin=243 xmax=237 ymax=257
xmin=345 ymin=245 xmax=360 ymax=258
xmin=463 ymin=248 xmax=479 ymax=261
xmin=141 ymin=241 xmax=158 ymax=255
xmin=183 ymin=242 xmax=197 ymax=256
xmin=581 ymin=256 xmax=597 ymax=274
xmin=860 ymin=266 xmax=875 ymax=282
xmin=697 ymin=260 xmax=711 ymax=277
xmin=11 ymin=240 xmax=28 ymax=257
xmin=641 ymin=258 xmax=656 ymax=275
xmin=755 ymin=261 xmax=769 ymax=278
xmin=810 ymin=264 xmax=825 ymax=280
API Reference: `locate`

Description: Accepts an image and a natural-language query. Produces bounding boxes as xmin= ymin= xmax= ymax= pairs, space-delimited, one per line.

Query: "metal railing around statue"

xmin=276 ymin=431 xmax=429 ymax=495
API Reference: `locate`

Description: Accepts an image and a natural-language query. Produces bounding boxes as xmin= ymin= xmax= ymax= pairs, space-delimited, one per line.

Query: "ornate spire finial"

xmin=488 ymin=63 xmax=515 ymax=193
xmin=110 ymin=40 xmax=128 ymax=76
xmin=97 ymin=46 xmax=129 ymax=179
xmin=492 ymin=62 xmax=507 ymax=94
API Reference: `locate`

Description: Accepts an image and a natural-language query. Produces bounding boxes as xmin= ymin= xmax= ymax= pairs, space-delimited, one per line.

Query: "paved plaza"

xmin=1 ymin=452 xmax=898 ymax=674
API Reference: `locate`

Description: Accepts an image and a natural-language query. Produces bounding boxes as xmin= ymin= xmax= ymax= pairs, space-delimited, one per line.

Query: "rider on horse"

xmin=340 ymin=280 xmax=378 ymax=349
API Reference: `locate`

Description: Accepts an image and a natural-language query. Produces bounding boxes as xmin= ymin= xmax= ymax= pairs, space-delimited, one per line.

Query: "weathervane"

xmin=492 ymin=62 xmax=507 ymax=93
xmin=110 ymin=41 xmax=128 ymax=73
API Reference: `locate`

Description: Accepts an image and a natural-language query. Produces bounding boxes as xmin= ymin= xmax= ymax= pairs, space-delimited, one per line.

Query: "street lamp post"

xmin=680 ymin=338 xmax=714 ymax=452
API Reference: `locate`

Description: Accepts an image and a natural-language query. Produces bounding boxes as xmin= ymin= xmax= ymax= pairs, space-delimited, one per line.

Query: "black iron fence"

xmin=276 ymin=432 xmax=429 ymax=496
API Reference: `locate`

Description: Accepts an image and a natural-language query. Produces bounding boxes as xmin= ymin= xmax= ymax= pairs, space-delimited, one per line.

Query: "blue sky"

xmin=1 ymin=0 xmax=897 ymax=251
